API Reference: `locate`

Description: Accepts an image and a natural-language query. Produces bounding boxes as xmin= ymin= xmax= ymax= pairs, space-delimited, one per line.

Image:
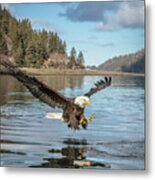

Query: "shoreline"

xmin=20 ymin=68 xmax=145 ymax=77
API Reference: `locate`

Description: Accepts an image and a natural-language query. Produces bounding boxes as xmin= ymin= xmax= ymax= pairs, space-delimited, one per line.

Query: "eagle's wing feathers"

xmin=84 ymin=77 xmax=112 ymax=97
xmin=0 ymin=55 xmax=70 ymax=109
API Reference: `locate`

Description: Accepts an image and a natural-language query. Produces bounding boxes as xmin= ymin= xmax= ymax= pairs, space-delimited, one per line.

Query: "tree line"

xmin=0 ymin=5 xmax=85 ymax=69
xmin=98 ymin=49 xmax=144 ymax=73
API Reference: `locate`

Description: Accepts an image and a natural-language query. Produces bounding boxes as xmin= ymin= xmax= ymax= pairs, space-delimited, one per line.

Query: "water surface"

xmin=0 ymin=75 xmax=145 ymax=169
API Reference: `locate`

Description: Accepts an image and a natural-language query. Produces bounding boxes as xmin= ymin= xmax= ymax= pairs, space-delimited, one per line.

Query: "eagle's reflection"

xmin=31 ymin=139 xmax=87 ymax=168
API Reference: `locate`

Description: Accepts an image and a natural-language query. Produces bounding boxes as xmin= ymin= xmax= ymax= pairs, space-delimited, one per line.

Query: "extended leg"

xmin=79 ymin=114 xmax=94 ymax=129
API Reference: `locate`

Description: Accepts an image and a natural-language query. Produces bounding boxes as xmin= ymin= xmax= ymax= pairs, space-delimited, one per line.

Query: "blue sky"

xmin=2 ymin=1 xmax=144 ymax=66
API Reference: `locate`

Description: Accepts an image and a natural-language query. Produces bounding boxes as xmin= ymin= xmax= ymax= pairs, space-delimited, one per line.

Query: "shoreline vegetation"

xmin=21 ymin=67 xmax=144 ymax=77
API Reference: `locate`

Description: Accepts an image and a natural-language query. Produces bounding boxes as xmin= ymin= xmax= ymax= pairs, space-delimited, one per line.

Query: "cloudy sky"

xmin=2 ymin=0 xmax=145 ymax=65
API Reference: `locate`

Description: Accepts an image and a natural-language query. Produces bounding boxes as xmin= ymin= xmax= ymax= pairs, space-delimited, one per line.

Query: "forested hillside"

xmin=0 ymin=5 xmax=85 ymax=69
xmin=98 ymin=49 xmax=145 ymax=73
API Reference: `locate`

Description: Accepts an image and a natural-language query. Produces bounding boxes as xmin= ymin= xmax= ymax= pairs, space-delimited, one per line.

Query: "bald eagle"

xmin=0 ymin=55 xmax=112 ymax=130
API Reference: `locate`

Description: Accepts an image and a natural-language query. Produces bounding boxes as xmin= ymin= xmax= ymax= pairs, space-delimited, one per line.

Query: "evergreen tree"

xmin=76 ymin=51 xmax=85 ymax=69
xmin=68 ymin=47 xmax=76 ymax=69
xmin=58 ymin=40 xmax=66 ymax=54
xmin=35 ymin=41 xmax=46 ymax=68
xmin=0 ymin=8 xmax=10 ymax=34
xmin=63 ymin=41 xmax=67 ymax=53
xmin=48 ymin=32 xmax=59 ymax=53
xmin=14 ymin=40 xmax=25 ymax=66
xmin=25 ymin=41 xmax=37 ymax=67
xmin=25 ymin=33 xmax=46 ymax=68
xmin=19 ymin=19 xmax=33 ymax=49
xmin=0 ymin=30 xmax=8 ymax=55
xmin=39 ymin=29 xmax=48 ymax=50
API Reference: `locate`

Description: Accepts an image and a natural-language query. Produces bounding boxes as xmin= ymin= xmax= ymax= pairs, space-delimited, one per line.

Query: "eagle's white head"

xmin=74 ymin=96 xmax=90 ymax=108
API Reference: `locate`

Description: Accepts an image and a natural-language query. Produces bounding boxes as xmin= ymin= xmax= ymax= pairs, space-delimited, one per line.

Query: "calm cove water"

xmin=0 ymin=75 xmax=144 ymax=169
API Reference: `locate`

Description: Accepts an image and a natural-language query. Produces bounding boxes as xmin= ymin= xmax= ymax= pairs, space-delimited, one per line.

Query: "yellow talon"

xmin=80 ymin=115 xmax=94 ymax=127
xmin=87 ymin=115 xmax=94 ymax=122
xmin=80 ymin=117 xmax=85 ymax=124
xmin=85 ymin=161 xmax=91 ymax=166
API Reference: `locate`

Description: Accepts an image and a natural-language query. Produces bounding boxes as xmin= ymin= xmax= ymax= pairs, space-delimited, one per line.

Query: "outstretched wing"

xmin=84 ymin=77 xmax=112 ymax=97
xmin=0 ymin=55 xmax=70 ymax=109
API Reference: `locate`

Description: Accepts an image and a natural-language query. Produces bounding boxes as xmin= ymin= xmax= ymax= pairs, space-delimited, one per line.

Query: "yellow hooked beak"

xmin=85 ymin=100 xmax=90 ymax=106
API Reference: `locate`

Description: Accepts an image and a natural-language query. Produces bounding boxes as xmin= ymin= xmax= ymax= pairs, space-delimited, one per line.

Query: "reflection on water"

xmin=0 ymin=75 xmax=84 ymax=105
xmin=0 ymin=75 xmax=144 ymax=169
xmin=113 ymin=76 xmax=144 ymax=87
xmin=31 ymin=139 xmax=87 ymax=168
xmin=32 ymin=139 xmax=111 ymax=168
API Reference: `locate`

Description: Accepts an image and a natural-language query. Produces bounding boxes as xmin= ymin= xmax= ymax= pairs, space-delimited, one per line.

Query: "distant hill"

xmin=98 ymin=49 xmax=145 ymax=74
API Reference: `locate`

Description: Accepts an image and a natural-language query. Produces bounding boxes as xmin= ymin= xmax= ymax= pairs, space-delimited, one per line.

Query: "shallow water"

xmin=0 ymin=75 xmax=145 ymax=169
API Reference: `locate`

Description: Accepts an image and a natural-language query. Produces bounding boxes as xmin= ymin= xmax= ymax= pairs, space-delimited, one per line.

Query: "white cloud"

xmin=95 ymin=1 xmax=144 ymax=31
xmin=30 ymin=18 xmax=56 ymax=32
xmin=116 ymin=1 xmax=144 ymax=28
xmin=95 ymin=20 xmax=118 ymax=32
